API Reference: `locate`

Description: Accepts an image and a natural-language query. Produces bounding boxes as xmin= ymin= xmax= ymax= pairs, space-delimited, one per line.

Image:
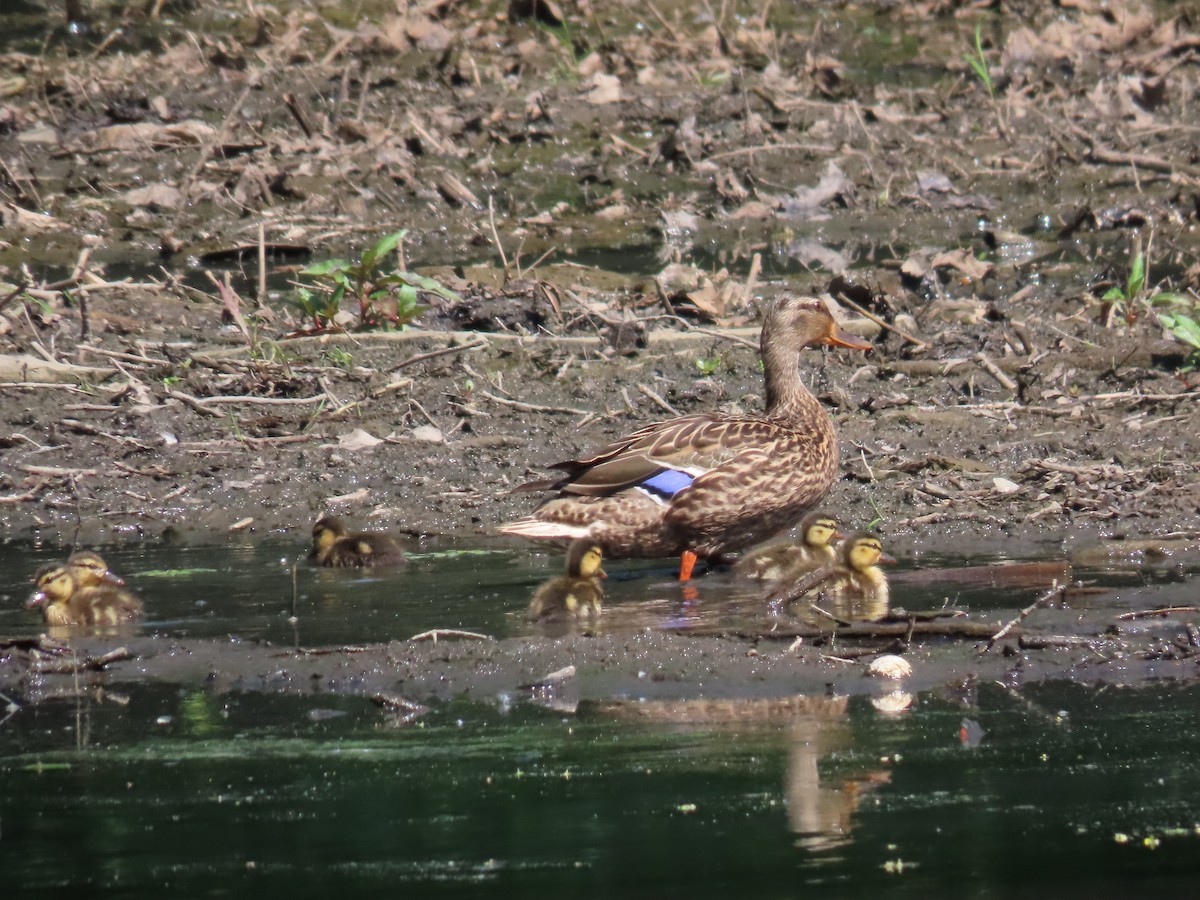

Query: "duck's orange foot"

xmin=678 ymin=549 xmax=698 ymax=582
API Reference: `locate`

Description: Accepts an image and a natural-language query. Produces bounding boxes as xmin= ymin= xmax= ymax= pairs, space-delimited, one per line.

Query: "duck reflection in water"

xmin=588 ymin=693 xmax=891 ymax=852
xmin=528 ymin=540 xmax=605 ymax=622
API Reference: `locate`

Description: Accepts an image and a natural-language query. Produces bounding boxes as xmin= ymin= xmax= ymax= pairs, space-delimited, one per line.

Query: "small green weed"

xmin=695 ymin=353 xmax=722 ymax=376
xmin=964 ymin=23 xmax=994 ymax=101
xmin=295 ymin=230 xmax=461 ymax=332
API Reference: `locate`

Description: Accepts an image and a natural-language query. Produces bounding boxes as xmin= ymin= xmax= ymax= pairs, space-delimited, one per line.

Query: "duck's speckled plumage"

xmin=499 ymin=296 xmax=870 ymax=573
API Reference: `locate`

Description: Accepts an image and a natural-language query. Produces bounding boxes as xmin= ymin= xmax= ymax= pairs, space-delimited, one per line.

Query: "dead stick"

xmin=837 ymin=293 xmax=928 ymax=350
xmin=409 ymin=628 xmax=493 ymax=642
xmin=389 ymin=339 xmax=488 ymax=373
xmin=981 ymin=581 xmax=1064 ymax=653
xmin=975 ymin=353 xmax=1018 ymax=391
xmin=1116 ymin=605 xmax=1200 ymax=621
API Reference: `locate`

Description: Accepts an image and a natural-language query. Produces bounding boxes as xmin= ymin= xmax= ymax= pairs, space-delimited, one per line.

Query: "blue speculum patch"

xmin=640 ymin=468 xmax=695 ymax=498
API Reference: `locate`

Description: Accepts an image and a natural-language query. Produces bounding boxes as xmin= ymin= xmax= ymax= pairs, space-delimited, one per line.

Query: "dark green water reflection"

xmin=3 ymin=681 xmax=1200 ymax=897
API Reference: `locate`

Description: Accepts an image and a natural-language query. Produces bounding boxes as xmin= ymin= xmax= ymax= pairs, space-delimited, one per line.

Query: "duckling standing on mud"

xmin=309 ymin=515 xmax=406 ymax=568
xmin=27 ymin=555 xmax=143 ymax=627
xmin=734 ymin=512 xmax=843 ymax=581
xmin=528 ymin=541 xmax=606 ymax=622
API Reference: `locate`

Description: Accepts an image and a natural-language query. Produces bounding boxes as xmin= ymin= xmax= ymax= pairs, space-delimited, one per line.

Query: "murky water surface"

xmin=2 ymin=540 xmax=1199 ymax=896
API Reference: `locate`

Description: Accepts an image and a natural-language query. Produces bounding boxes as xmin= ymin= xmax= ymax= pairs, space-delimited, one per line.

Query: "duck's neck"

xmin=762 ymin=339 xmax=821 ymax=420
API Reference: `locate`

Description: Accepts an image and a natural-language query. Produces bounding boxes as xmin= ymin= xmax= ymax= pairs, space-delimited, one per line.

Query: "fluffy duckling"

xmin=820 ymin=532 xmax=895 ymax=622
xmin=66 ymin=550 xmax=125 ymax=590
xmin=528 ymin=541 xmax=606 ymax=621
xmin=309 ymin=515 xmax=406 ymax=567
xmin=27 ymin=562 xmax=143 ymax=627
xmin=767 ymin=532 xmax=895 ymax=621
xmin=734 ymin=512 xmax=842 ymax=581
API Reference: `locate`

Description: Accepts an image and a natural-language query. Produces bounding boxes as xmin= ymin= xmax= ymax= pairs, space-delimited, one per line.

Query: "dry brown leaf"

xmin=125 ymin=184 xmax=182 ymax=209
xmin=583 ymin=72 xmax=621 ymax=105
xmin=931 ymin=249 xmax=993 ymax=281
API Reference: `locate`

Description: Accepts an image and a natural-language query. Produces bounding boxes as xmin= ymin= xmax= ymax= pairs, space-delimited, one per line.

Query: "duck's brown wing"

xmin=543 ymin=413 xmax=791 ymax=498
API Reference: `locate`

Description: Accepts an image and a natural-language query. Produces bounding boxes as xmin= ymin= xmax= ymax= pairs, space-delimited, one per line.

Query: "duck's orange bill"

xmin=878 ymin=551 xmax=898 ymax=565
xmin=679 ymin=549 xmax=698 ymax=582
xmin=825 ymin=325 xmax=873 ymax=351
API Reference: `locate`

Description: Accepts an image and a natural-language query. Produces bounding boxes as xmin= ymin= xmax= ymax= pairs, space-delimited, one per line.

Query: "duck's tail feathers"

xmin=497 ymin=519 xmax=592 ymax=540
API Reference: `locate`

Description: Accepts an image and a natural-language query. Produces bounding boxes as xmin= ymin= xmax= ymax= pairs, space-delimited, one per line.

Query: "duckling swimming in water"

xmin=27 ymin=559 xmax=143 ymax=627
xmin=734 ymin=512 xmax=842 ymax=581
xmin=66 ymin=550 xmax=125 ymax=590
xmin=528 ymin=540 xmax=606 ymax=621
xmin=309 ymin=515 xmax=406 ymax=567
xmin=768 ymin=532 xmax=895 ymax=621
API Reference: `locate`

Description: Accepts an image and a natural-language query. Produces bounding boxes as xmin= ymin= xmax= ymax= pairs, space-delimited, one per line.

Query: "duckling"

xmin=825 ymin=532 xmax=895 ymax=606
xmin=734 ymin=513 xmax=843 ymax=581
xmin=528 ymin=540 xmax=606 ymax=621
xmin=66 ymin=550 xmax=125 ymax=590
xmin=767 ymin=532 xmax=895 ymax=621
xmin=27 ymin=562 xmax=143 ymax=627
xmin=309 ymin=515 xmax=406 ymax=567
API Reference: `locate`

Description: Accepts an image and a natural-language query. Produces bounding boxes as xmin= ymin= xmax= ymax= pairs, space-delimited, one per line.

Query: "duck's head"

xmin=566 ymin=540 xmax=606 ymax=579
xmin=27 ymin=564 xmax=76 ymax=610
xmin=67 ymin=551 xmax=124 ymax=588
xmin=764 ymin=295 xmax=873 ymax=354
xmin=800 ymin=513 xmax=843 ymax=550
xmin=842 ymin=533 xmax=896 ymax=573
xmin=312 ymin=515 xmax=348 ymax=555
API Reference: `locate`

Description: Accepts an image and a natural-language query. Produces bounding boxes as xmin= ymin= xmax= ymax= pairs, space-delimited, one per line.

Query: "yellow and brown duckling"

xmin=734 ymin=512 xmax=843 ymax=582
xmin=499 ymin=295 xmax=871 ymax=581
xmin=825 ymin=532 xmax=895 ymax=605
xmin=309 ymin=515 xmax=406 ymax=568
xmin=528 ymin=540 xmax=606 ymax=622
xmin=27 ymin=554 xmax=143 ymax=627
xmin=768 ymin=532 xmax=895 ymax=621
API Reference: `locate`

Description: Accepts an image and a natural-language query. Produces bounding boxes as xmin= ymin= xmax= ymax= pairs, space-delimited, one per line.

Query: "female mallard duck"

xmin=528 ymin=540 xmax=606 ymax=621
xmin=499 ymin=295 xmax=870 ymax=580
xmin=309 ymin=515 xmax=406 ymax=567
xmin=769 ymin=532 xmax=895 ymax=619
xmin=734 ymin=512 xmax=843 ymax=581
xmin=27 ymin=560 xmax=143 ymax=627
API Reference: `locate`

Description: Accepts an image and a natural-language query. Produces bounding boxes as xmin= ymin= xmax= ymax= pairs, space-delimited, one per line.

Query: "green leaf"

xmin=1160 ymin=313 xmax=1200 ymax=351
xmin=1102 ymin=286 xmax=1126 ymax=302
xmin=361 ymin=230 xmax=407 ymax=273
xmin=1127 ymin=251 xmax=1145 ymax=299
xmin=303 ymin=259 xmax=349 ymax=277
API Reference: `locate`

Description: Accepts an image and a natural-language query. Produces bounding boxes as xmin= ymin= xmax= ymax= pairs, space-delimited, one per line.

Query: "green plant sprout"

xmin=964 ymin=22 xmax=995 ymax=101
xmin=1102 ymin=247 xmax=1199 ymax=369
xmin=695 ymin=353 xmax=722 ymax=375
xmin=295 ymin=230 xmax=461 ymax=332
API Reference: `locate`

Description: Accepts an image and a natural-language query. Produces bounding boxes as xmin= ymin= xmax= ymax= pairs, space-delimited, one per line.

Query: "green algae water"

xmin=3 ymin=539 xmax=1200 ymax=896
xmin=4 ymin=681 xmax=1200 ymax=897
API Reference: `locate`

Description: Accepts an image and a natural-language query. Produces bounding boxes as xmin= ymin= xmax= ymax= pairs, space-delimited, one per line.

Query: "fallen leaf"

xmin=338 ymin=428 xmax=383 ymax=451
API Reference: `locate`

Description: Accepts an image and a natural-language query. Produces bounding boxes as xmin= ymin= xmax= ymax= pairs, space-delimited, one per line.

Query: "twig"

xmin=637 ymin=383 xmax=680 ymax=416
xmin=408 ymin=628 xmax=493 ymax=642
xmin=975 ymin=353 xmax=1018 ymax=391
xmin=980 ymin=581 xmax=1065 ymax=653
xmin=835 ymin=293 xmax=928 ymax=350
xmin=32 ymin=647 xmax=134 ymax=674
xmin=1116 ymin=606 xmax=1200 ymax=621
xmin=17 ymin=464 xmax=98 ymax=477
xmin=389 ymin=339 xmax=487 ymax=373
xmin=478 ymin=390 xmax=590 ymax=416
